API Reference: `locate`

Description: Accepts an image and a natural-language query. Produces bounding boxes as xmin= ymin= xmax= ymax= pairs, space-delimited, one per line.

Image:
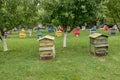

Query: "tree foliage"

xmin=0 ymin=0 xmax=40 ymax=33
xmin=39 ymin=0 xmax=107 ymax=32
xmin=1 ymin=0 xmax=120 ymax=31
xmin=106 ymin=0 xmax=120 ymax=22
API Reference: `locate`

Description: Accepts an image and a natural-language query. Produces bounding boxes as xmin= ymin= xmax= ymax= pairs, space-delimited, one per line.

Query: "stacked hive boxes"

xmin=89 ymin=33 xmax=108 ymax=56
xmin=38 ymin=35 xmax=55 ymax=60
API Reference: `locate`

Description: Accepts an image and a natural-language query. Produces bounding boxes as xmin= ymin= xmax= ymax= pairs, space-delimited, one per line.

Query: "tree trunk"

xmin=1 ymin=36 xmax=8 ymax=51
xmin=0 ymin=29 xmax=8 ymax=51
xmin=29 ymin=32 xmax=32 ymax=37
xmin=63 ymin=32 xmax=67 ymax=48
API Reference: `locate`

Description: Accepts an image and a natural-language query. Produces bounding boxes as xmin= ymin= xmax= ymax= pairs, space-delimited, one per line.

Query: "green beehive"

xmin=89 ymin=33 xmax=108 ymax=56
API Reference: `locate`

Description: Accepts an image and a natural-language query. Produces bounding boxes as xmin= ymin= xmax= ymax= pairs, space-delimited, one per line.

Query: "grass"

xmin=0 ymin=29 xmax=120 ymax=80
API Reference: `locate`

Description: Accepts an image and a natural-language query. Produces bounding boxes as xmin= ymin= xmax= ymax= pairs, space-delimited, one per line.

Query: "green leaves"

xmin=1 ymin=0 xmax=119 ymax=32
xmin=0 ymin=0 xmax=41 ymax=31
xmin=40 ymin=0 xmax=106 ymax=32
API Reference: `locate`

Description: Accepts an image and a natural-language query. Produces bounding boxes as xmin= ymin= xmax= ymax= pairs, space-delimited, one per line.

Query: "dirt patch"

xmin=98 ymin=57 xmax=106 ymax=62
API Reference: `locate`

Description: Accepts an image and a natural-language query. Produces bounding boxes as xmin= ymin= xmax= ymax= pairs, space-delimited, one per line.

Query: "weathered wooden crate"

xmin=38 ymin=35 xmax=55 ymax=60
xmin=40 ymin=54 xmax=54 ymax=60
xmin=89 ymin=33 xmax=108 ymax=56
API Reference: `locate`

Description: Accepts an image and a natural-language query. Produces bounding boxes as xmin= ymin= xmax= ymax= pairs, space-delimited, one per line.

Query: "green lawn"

xmin=0 ymin=29 xmax=120 ymax=80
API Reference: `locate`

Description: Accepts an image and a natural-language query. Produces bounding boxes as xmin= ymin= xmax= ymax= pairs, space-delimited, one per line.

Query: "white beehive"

xmin=38 ymin=35 xmax=55 ymax=60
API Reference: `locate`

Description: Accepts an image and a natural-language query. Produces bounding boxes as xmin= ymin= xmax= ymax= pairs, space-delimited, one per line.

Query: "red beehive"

xmin=60 ymin=26 xmax=64 ymax=32
xmin=103 ymin=25 xmax=108 ymax=30
xmin=74 ymin=28 xmax=80 ymax=37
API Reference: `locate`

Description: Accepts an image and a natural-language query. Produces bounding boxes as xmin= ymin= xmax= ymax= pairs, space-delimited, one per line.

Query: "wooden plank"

xmin=39 ymin=46 xmax=54 ymax=51
xmin=40 ymin=42 xmax=53 ymax=47
xmin=94 ymin=44 xmax=109 ymax=47
xmin=40 ymin=39 xmax=53 ymax=43
xmin=40 ymin=54 xmax=54 ymax=60
xmin=40 ymin=50 xmax=53 ymax=55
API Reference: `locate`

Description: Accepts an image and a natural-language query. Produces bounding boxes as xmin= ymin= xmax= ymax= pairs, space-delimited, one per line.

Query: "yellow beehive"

xmin=56 ymin=31 xmax=62 ymax=37
xmin=19 ymin=28 xmax=26 ymax=38
xmin=38 ymin=35 xmax=55 ymax=60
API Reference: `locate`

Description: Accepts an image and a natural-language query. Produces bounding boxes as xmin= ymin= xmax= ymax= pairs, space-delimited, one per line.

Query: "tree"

xmin=40 ymin=0 xmax=103 ymax=48
xmin=95 ymin=0 xmax=109 ymax=26
xmin=0 ymin=0 xmax=20 ymax=51
xmin=106 ymin=0 xmax=120 ymax=31
xmin=0 ymin=0 xmax=40 ymax=51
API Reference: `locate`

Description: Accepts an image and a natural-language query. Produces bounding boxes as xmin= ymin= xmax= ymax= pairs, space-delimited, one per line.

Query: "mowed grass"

xmin=0 ymin=29 xmax=120 ymax=80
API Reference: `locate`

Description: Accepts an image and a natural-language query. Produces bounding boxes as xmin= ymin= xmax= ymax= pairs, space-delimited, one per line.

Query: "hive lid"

xmin=38 ymin=35 xmax=55 ymax=41
xmin=89 ymin=33 xmax=108 ymax=38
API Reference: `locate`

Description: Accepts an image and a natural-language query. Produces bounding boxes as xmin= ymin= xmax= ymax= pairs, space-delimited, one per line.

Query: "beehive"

xmin=37 ymin=29 xmax=42 ymax=38
xmin=56 ymin=31 xmax=62 ymax=37
xmin=89 ymin=33 xmax=108 ymax=56
xmin=90 ymin=27 xmax=96 ymax=34
xmin=109 ymin=28 xmax=116 ymax=35
xmin=90 ymin=29 xmax=96 ymax=34
xmin=38 ymin=35 xmax=55 ymax=60
xmin=74 ymin=28 xmax=80 ymax=37
xmin=19 ymin=28 xmax=26 ymax=38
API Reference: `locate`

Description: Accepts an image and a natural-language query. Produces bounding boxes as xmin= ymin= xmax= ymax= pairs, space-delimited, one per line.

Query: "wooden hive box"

xmin=38 ymin=35 xmax=55 ymax=60
xmin=89 ymin=33 xmax=108 ymax=56
xmin=109 ymin=28 xmax=116 ymax=35
xmin=74 ymin=28 xmax=80 ymax=37
xmin=56 ymin=31 xmax=62 ymax=37
xmin=19 ymin=28 xmax=26 ymax=38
